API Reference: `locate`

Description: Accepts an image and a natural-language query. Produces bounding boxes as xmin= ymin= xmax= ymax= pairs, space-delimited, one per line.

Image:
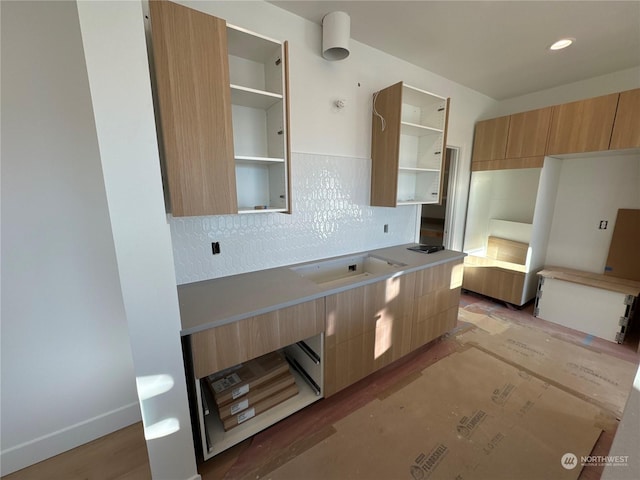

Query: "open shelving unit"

xmin=371 ymin=81 xmax=449 ymax=207
xmin=227 ymin=24 xmax=290 ymax=214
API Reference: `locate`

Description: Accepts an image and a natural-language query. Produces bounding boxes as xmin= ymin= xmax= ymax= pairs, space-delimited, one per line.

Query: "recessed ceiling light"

xmin=549 ymin=38 xmax=575 ymax=51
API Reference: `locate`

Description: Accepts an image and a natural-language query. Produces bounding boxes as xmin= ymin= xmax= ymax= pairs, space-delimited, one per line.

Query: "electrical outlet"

xmin=211 ymin=242 xmax=221 ymax=254
xmin=383 ymin=224 xmax=389 ymax=233
xmin=598 ymin=220 xmax=608 ymax=230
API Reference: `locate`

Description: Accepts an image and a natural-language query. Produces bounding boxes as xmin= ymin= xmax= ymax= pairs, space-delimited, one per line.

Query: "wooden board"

xmin=539 ymin=266 xmax=640 ymax=297
xmin=370 ymin=82 xmax=402 ymax=206
xmin=471 ymin=156 xmax=544 ymax=171
xmin=487 ymin=236 xmax=529 ymax=265
xmin=610 ymin=88 xmax=640 ymax=150
xmin=547 ymin=93 xmax=619 ymax=155
xmin=605 ymin=208 xmax=640 ymax=282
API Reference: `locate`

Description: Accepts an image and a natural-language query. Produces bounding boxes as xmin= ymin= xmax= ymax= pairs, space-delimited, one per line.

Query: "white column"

xmin=76 ymin=1 xmax=200 ymax=479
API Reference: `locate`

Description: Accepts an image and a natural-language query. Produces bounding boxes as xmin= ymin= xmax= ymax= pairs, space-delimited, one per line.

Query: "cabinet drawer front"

xmin=149 ymin=0 xmax=238 ymax=216
xmin=191 ymin=298 xmax=324 ymax=378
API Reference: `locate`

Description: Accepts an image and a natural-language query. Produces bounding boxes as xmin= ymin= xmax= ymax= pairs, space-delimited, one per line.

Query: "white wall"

xmin=485 ymin=66 xmax=640 ymax=118
xmin=544 ymin=153 xmax=640 ymax=273
xmin=463 ymin=168 xmax=541 ymax=253
xmin=0 ymin=1 xmax=140 ymax=474
xmin=166 ymin=0 xmax=496 ymax=282
xmin=77 ymin=2 xmax=200 ymax=479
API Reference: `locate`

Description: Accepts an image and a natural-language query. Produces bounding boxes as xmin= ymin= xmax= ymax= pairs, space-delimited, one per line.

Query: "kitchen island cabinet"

xmin=178 ymin=245 xmax=465 ymax=460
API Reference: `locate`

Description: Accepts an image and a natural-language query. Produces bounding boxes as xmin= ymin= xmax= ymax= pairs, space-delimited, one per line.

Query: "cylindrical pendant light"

xmin=322 ymin=11 xmax=350 ymax=61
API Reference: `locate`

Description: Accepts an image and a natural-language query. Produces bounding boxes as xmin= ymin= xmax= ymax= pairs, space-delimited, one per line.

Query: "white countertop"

xmin=177 ymin=244 xmax=465 ymax=335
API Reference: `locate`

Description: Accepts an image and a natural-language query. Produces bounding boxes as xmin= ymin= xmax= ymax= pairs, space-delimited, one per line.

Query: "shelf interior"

xmin=231 ymin=85 xmax=282 ymax=110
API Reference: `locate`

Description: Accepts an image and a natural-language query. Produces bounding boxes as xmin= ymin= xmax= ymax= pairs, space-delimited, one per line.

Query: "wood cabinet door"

xmin=546 ymin=93 xmax=619 ymax=155
xmin=324 ymin=273 xmax=416 ymax=396
xmin=150 ymin=0 xmax=238 ymax=216
xmin=190 ymin=299 xmax=325 ymax=378
xmin=412 ymin=260 xmax=462 ymax=349
xmin=370 ymin=82 xmax=403 ymax=207
xmin=471 ymin=116 xmax=509 ymax=163
xmin=610 ymin=88 xmax=640 ymax=150
xmin=505 ymin=107 xmax=552 ymax=159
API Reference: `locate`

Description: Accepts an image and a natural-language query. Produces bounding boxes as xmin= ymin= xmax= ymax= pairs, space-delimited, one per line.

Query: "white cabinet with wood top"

xmin=149 ymin=0 xmax=291 ymax=217
xmin=370 ymin=82 xmax=449 ymax=206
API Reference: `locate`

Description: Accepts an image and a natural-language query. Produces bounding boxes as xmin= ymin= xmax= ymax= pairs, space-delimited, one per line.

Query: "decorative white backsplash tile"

xmin=169 ymin=153 xmax=418 ymax=284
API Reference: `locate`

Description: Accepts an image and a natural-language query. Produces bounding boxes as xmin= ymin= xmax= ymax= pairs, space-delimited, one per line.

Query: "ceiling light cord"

xmin=372 ymin=91 xmax=386 ymax=131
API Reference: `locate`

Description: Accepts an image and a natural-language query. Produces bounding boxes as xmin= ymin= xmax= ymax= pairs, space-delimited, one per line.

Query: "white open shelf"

xmin=226 ymin=23 xmax=289 ymax=214
xmin=235 ymin=156 xmax=285 ymax=165
xmin=401 ymin=121 xmax=443 ymax=137
xmin=397 ymin=170 xmax=441 ymax=204
xmin=235 ymin=161 xmax=287 ymax=212
xmin=231 ymin=85 xmax=282 ymax=110
xmin=198 ymin=366 xmax=322 ymax=459
xmin=401 ymin=84 xmax=448 ymax=131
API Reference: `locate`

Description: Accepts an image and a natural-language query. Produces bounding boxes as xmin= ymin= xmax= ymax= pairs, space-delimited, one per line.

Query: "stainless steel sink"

xmin=290 ymin=254 xmax=407 ymax=286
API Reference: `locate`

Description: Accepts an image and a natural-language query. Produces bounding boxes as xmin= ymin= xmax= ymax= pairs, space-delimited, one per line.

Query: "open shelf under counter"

xmin=198 ymin=362 xmax=323 ymax=460
xmin=231 ymin=85 xmax=282 ymax=110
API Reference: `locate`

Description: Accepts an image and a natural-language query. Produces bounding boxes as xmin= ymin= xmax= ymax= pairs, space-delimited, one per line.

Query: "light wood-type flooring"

xmin=3 ymin=292 xmax=638 ymax=480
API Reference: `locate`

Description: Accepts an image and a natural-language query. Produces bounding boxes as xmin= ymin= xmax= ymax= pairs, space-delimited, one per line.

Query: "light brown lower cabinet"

xmin=186 ymin=257 xmax=464 ymax=459
xmin=191 ymin=298 xmax=325 ymax=379
xmin=324 ymin=259 xmax=463 ymax=397
xmin=411 ymin=260 xmax=463 ymax=350
xmin=323 ymin=273 xmax=416 ymax=396
xmin=462 ymin=262 xmax=526 ymax=306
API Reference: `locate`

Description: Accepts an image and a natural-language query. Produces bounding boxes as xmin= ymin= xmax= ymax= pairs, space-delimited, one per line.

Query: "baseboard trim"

xmin=0 ymin=402 xmax=141 ymax=476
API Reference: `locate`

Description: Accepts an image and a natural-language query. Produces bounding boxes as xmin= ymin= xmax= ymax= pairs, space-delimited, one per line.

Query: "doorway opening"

xmin=418 ymin=147 xmax=459 ymax=248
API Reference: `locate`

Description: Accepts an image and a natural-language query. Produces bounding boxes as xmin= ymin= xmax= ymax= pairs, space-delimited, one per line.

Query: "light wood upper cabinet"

xmin=149 ymin=1 xmax=292 ymax=216
xmin=505 ymin=107 xmax=552 ymax=159
xmin=610 ymin=88 xmax=640 ymax=150
xmin=546 ymin=93 xmax=619 ymax=155
xmin=150 ymin=0 xmax=237 ymax=217
xmin=472 ymin=107 xmax=550 ymax=171
xmin=370 ymin=82 xmax=449 ymax=207
xmin=471 ymin=116 xmax=509 ymax=163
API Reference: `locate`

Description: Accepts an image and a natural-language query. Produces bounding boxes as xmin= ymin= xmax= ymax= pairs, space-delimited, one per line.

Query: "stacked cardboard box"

xmin=207 ymin=351 xmax=298 ymax=431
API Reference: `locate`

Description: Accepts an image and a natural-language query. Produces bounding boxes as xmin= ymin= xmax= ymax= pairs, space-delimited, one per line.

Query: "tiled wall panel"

xmin=170 ymin=153 xmax=418 ymax=284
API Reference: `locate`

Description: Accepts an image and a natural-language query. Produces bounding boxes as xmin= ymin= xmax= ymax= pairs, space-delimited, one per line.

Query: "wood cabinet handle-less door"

xmin=150 ymin=0 xmax=238 ymax=216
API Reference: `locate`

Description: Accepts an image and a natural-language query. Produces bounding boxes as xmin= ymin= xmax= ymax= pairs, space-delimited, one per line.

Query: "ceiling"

xmin=269 ymin=1 xmax=640 ymax=100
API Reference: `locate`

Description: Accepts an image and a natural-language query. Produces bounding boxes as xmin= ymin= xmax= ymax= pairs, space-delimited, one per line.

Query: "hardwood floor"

xmin=3 ymin=292 xmax=637 ymax=480
xmin=1 ymin=423 xmax=151 ymax=480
